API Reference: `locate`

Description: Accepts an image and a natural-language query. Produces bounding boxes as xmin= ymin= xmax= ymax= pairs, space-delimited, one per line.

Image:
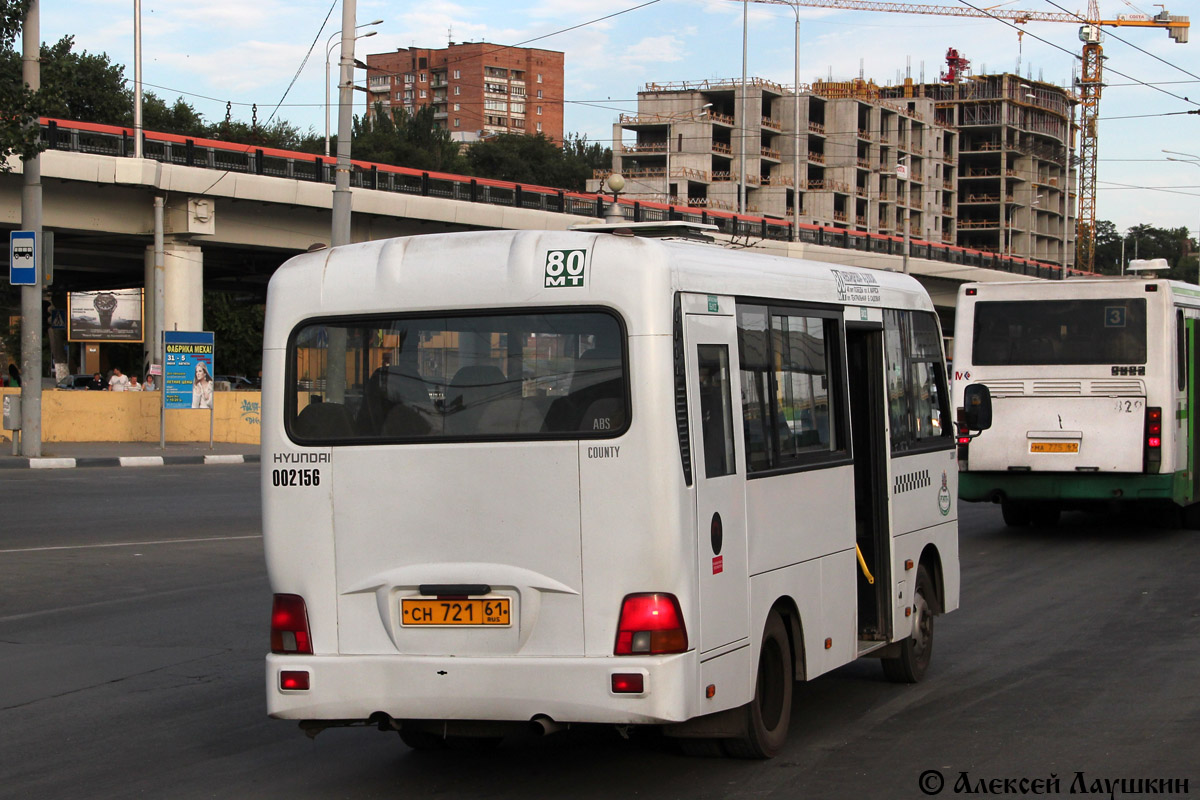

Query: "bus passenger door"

xmin=685 ymin=310 xmax=750 ymax=654
xmin=846 ymin=323 xmax=891 ymax=644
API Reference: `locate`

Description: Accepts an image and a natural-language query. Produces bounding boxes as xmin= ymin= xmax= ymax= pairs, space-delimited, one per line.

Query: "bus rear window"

xmin=971 ymin=299 xmax=1147 ymax=366
xmin=286 ymin=310 xmax=627 ymax=443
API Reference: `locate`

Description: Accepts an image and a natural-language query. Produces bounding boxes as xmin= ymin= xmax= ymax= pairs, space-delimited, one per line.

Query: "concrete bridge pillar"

xmin=145 ymin=240 xmax=205 ymax=367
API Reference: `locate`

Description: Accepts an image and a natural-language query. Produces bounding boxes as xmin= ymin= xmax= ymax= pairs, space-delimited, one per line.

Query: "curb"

xmin=0 ymin=454 xmax=260 ymax=470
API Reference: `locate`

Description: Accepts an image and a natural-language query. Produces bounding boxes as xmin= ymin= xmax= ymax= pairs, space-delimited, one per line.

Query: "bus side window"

xmin=697 ymin=344 xmax=736 ymax=478
xmin=1178 ymin=310 xmax=1186 ymax=392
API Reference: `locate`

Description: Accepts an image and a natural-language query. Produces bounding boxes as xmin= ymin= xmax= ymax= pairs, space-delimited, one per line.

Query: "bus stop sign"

xmin=9 ymin=231 xmax=36 ymax=286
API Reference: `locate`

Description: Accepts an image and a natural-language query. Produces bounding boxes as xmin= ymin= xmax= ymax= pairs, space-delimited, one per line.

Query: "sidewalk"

xmin=0 ymin=440 xmax=260 ymax=470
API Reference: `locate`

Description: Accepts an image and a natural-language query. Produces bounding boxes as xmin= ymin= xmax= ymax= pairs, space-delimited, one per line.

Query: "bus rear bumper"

xmin=265 ymin=651 xmax=703 ymax=726
xmin=959 ymin=471 xmax=1176 ymax=503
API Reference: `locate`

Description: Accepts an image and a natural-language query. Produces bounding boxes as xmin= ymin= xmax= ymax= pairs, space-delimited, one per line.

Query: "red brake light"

xmin=614 ymin=593 xmax=688 ymax=655
xmin=611 ymin=673 xmax=645 ymax=693
xmin=271 ymin=594 xmax=313 ymax=654
xmin=280 ymin=670 xmax=310 ymax=690
xmin=1147 ymin=408 xmax=1162 ymax=449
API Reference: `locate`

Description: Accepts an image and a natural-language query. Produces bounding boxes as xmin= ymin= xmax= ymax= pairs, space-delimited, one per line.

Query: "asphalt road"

xmin=1 ymin=465 xmax=1197 ymax=799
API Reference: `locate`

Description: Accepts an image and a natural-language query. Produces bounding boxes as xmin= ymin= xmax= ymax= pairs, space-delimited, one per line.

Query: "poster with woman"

xmin=163 ymin=331 xmax=215 ymax=410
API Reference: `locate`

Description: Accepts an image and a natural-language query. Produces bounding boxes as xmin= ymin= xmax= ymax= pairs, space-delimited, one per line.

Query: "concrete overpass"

xmin=1 ymin=119 xmax=1051 ymax=352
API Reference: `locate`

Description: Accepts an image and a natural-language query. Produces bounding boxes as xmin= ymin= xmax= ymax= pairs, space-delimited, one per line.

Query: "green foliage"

xmin=351 ymin=104 xmax=466 ymax=172
xmin=0 ymin=282 xmax=19 ymax=365
xmin=142 ymin=94 xmax=209 ymax=138
xmin=0 ymin=0 xmax=39 ymax=170
xmin=35 ymin=36 xmax=130 ymax=124
xmin=0 ymin=0 xmax=30 ymax=47
xmin=1093 ymin=220 xmax=1121 ymax=275
xmin=1093 ymin=220 xmax=1197 ymax=282
xmin=203 ymin=292 xmax=264 ymax=379
xmin=465 ymin=132 xmax=611 ymax=191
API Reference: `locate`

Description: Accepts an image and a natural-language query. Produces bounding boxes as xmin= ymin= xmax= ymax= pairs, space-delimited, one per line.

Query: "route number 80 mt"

xmin=544 ymin=250 xmax=587 ymax=288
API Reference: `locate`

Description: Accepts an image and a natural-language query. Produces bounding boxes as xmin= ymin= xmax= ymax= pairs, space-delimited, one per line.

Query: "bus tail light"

xmin=1145 ymin=407 xmax=1162 ymax=473
xmin=280 ymin=670 xmax=310 ymax=691
xmin=614 ymin=593 xmax=688 ymax=655
xmin=271 ymin=594 xmax=313 ymax=655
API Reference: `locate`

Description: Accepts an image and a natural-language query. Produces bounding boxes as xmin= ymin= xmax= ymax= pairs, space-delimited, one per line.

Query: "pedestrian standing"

xmin=109 ymin=368 xmax=129 ymax=392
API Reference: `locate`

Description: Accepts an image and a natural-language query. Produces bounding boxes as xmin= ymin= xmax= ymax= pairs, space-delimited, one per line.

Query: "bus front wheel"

xmin=724 ymin=611 xmax=793 ymax=759
xmin=882 ymin=566 xmax=935 ymax=684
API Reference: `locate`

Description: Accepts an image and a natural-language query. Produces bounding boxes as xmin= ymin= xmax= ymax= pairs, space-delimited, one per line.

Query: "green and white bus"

xmin=953 ymin=277 xmax=1200 ymax=526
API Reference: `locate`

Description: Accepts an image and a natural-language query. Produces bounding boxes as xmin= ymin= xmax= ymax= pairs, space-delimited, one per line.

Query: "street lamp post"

xmin=792 ymin=2 xmax=800 ymax=243
xmin=1164 ymin=150 xmax=1200 ymax=285
xmin=897 ymin=156 xmax=911 ymax=274
xmin=325 ymin=21 xmax=381 ymax=157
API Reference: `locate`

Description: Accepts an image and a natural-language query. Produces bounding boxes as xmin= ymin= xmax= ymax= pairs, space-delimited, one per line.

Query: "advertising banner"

xmin=164 ymin=331 xmax=215 ymax=410
xmin=68 ymin=289 xmax=144 ymax=342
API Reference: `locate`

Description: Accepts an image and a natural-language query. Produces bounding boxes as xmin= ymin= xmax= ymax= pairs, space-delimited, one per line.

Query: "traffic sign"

xmin=48 ymin=309 xmax=66 ymax=330
xmin=10 ymin=230 xmax=37 ymax=285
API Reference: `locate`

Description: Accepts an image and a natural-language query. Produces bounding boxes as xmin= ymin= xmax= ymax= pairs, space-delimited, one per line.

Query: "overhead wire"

xmin=953 ymin=0 xmax=1200 ymax=108
xmin=1041 ymin=0 xmax=1200 ymax=84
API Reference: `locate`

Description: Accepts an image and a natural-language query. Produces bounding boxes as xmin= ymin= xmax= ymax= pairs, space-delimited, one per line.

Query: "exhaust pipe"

xmin=529 ymin=715 xmax=565 ymax=736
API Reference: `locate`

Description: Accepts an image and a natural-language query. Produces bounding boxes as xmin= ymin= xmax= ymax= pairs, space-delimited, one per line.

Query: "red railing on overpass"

xmin=38 ymin=118 xmax=1082 ymax=280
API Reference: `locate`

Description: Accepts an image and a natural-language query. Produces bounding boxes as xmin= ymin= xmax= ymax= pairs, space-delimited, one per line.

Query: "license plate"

xmin=401 ymin=597 xmax=511 ymax=627
xmin=1030 ymin=441 xmax=1079 ymax=453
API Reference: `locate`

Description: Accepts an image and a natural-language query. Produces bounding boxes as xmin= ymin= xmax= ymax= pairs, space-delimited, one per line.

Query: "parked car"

xmin=215 ymin=375 xmax=255 ymax=390
xmin=55 ymin=374 xmax=95 ymax=390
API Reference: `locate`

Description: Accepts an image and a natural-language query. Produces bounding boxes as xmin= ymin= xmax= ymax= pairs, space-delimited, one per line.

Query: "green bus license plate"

xmin=401 ymin=597 xmax=511 ymax=627
xmin=1030 ymin=441 xmax=1079 ymax=453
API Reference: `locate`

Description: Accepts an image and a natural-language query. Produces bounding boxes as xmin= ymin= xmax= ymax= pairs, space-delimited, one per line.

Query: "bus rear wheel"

xmin=1029 ymin=504 xmax=1060 ymax=528
xmin=724 ymin=611 xmax=792 ymax=759
xmin=882 ymin=566 xmax=935 ymax=684
xmin=1001 ymin=500 xmax=1032 ymax=527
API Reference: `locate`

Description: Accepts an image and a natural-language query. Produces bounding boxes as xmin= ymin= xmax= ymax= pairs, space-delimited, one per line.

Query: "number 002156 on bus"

xmin=401 ymin=598 xmax=511 ymax=626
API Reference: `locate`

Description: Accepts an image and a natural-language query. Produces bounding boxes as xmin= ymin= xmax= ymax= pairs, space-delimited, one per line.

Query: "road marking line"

xmin=29 ymin=458 xmax=76 ymax=469
xmin=120 ymin=456 xmax=165 ymax=467
xmin=204 ymin=454 xmax=245 ymax=464
xmin=0 ymin=534 xmax=263 ymax=553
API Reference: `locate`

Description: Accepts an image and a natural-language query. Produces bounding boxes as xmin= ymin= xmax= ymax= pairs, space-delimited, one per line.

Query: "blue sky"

xmin=35 ymin=0 xmax=1200 ymax=245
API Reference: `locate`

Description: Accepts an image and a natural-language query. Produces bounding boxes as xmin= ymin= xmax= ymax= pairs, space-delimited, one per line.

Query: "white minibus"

xmin=953 ymin=277 xmax=1200 ymax=526
xmin=262 ymin=225 xmax=962 ymax=757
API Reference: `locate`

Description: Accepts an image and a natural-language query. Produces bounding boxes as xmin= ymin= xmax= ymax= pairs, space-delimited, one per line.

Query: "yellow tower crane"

xmin=737 ymin=0 xmax=1189 ymax=271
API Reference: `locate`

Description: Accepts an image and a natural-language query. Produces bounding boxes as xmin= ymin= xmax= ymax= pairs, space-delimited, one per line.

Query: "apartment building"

xmin=596 ymin=73 xmax=1076 ymax=268
xmin=882 ymin=75 xmax=1076 ymax=267
xmin=365 ymin=43 xmax=564 ymax=142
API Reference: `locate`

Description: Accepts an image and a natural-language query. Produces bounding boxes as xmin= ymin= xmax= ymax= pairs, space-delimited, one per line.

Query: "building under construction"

xmin=595 ymin=70 xmax=1076 ymax=268
xmin=882 ymin=73 xmax=1076 ymax=268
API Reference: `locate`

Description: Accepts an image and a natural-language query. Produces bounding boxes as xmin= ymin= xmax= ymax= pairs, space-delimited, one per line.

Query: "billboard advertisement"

xmin=68 ymin=289 xmax=144 ymax=342
xmin=163 ymin=331 xmax=215 ymax=409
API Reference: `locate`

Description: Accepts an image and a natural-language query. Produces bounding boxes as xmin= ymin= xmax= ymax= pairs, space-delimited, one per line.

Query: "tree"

xmin=33 ymin=36 xmax=130 ymax=125
xmin=351 ymin=104 xmax=466 ymax=172
xmin=465 ymin=132 xmax=611 ymax=191
xmin=1093 ymin=220 xmax=1121 ymax=275
xmin=203 ymin=292 xmax=264 ymax=379
xmin=143 ymin=94 xmax=209 ymax=138
xmin=562 ymin=133 xmax=612 ymax=189
xmin=0 ymin=0 xmax=40 ymax=170
xmin=1123 ymin=223 xmax=1194 ymax=282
